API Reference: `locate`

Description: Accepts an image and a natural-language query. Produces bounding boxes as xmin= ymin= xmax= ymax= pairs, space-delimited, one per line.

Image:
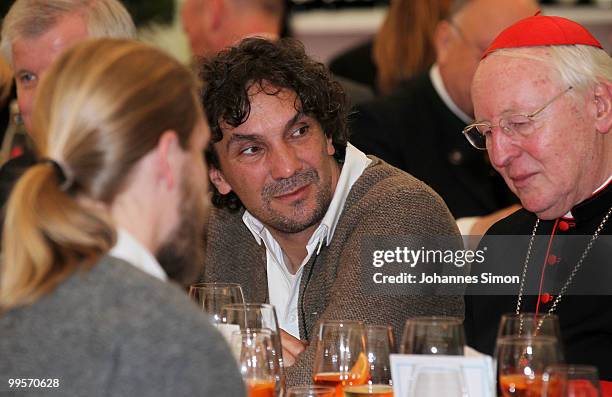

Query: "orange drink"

xmin=314 ymin=372 xmax=368 ymax=397
xmin=499 ymin=374 xmax=544 ymax=397
xmin=343 ymin=384 xmax=394 ymax=397
xmin=247 ymin=379 xmax=277 ymax=397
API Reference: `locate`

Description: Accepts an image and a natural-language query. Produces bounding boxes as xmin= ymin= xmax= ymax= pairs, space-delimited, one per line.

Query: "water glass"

xmin=401 ymin=317 xmax=465 ymax=355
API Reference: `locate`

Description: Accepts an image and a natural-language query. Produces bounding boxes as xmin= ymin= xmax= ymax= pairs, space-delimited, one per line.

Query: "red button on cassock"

xmin=559 ymin=221 xmax=570 ymax=232
xmin=547 ymin=254 xmax=557 ymax=265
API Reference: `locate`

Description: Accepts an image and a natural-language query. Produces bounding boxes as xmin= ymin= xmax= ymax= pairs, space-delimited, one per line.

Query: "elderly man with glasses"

xmin=464 ymin=15 xmax=612 ymax=383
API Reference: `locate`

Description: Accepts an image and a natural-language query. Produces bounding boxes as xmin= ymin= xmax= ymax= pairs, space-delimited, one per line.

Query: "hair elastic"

xmin=39 ymin=158 xmax=73 ymax=191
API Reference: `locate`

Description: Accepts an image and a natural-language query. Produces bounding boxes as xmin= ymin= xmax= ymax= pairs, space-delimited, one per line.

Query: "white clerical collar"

xmin=109 ymin=228 xmax=167 ymax=281
xmin=429 ymin=64 xmax=472 ymax=124
xmin=243 ymin=143 xmax=372 ymax=253
xmin=564 ymin=175 xmax=612 ymax=219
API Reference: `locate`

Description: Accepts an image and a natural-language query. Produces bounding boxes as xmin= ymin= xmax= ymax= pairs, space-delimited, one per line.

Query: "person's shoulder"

xmin=346 ymin=157 xmax=457 ymax=232
xmin=356 ymin=157 xmax=444 ymax=199
xmin=485 ymin=208 xmax=535 ymax=236
xmin=73 ymin=257 xmax=199 ymax=324
xmin=88 ymin=258 xmax=245 ymax=394
xmin=351 ymin=72 xmax=434 ymax=129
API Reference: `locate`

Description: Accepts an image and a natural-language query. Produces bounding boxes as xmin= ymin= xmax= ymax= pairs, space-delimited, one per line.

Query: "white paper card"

xmin=390 ymin=353 xmax=495 ymax=397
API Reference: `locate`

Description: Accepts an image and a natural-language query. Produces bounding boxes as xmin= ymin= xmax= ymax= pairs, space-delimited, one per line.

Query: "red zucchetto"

xmin=482 ymin=14 xmax=603 ymax=59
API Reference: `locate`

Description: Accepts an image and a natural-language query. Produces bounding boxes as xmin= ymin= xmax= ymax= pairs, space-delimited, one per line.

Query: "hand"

xmin=280 ymin=329 xmax=308 ymax=367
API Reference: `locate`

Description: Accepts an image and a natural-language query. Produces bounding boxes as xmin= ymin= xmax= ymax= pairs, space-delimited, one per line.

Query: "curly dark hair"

xmin=199 ymin=37 xmax=349 ymax=211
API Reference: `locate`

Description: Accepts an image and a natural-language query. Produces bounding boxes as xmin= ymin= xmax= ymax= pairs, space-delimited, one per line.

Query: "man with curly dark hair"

xmin=200 ymin=37 xmax=465 ymax=386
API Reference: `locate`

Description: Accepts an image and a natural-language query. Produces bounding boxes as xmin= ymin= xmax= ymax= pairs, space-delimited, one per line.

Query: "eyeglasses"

xmin=462 ymin=86 xmax=573 ymax=150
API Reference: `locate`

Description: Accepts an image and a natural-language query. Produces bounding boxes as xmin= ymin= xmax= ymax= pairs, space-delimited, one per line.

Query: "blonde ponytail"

xmin=0 ymin=38 xmax=201 ymax=312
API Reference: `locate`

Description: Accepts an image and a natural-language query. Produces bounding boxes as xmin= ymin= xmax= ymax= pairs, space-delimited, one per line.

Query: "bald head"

xmin=182 ymin=0 xmax=284 ymax=58
xmin=434 ymin=0 xmax=538 ymax=117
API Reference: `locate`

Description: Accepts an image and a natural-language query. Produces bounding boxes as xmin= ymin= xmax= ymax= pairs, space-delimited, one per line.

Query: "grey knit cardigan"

xmin=202 ymin=156 xmax=465 ymax=387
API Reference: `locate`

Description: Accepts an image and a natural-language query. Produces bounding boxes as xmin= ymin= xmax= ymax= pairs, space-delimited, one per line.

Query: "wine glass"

xmin=497 ymin=313 xmax=562 ymax=340
xmin=286 ymin=386 xmax=336 ymax=397
xmin=409 ymin=365 xmax=468 ymax=397
xmin=401 ymin=317 xmax=465 ymax=355
xmin=312 ymin=320 xmax=368 ymax=397
xmin=231 ymin=329 xmax=281 ymax=397
xmin=188 ymin=282 xmax=244 ymax=324
xmin=496 ymin=336 xmax=563 ymax=397
xmin=542 ymin=365 xmax=602 ymax=397
xmin=343 ymin=325 xmax=395 ymax=396
xmin=221 ymin=303 xmax=285 ymax=391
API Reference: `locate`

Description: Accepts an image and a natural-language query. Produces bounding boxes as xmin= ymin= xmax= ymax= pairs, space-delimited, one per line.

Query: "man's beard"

xmin=156 ymin=177 xmax=208 ymax=287
xmin=258 ymin=168 xmax=333 ymax=234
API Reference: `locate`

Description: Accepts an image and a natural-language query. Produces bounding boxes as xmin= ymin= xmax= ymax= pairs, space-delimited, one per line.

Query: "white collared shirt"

xmin=109 ymin=228 xmax=167 ymax=281
xmin=242 ymin=143 xmax=372 ymax=337
xmin=430 ymin=64 xmax=483 ymax=235
xmin=430 ymin=64 xmax=472 ymax=124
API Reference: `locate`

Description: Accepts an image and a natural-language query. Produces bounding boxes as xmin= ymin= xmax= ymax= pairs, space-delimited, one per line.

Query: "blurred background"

xmin=0 ymin=0 xmax=610 ymax=65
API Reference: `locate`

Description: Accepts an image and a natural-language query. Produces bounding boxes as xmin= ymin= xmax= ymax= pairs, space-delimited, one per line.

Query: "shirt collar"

xmin=108 ymin=228 xmax=167 ymax=281
xmin=564 ymin=175 xmax=612 ymax=219
xmin=242 ymin=143 xmax=371 ymax=253
xmin=429 ymin=64 xmax=472 ymax=124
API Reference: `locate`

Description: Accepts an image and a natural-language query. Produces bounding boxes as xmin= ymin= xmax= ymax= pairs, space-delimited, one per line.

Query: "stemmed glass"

xmin=188 ymin=282 xmax=244 ymax=324
xmin=231 ymin=329 xmax=281 ymax=397
xmin=221 ymin=303 xmax=285 ymax=392
xmin=497 ymin=313 xmax=562 ymax=340
xmin=401 ymin=317 xmax=465 ymax=355
xmin=496 ymin=336 xmax=563 ymax=397
xmin=343 ymin=325 xmax=395 ymax=396
xmin=542 ymin=365 xmax=602 ymax=397
xmin=312 ymin=320 xmax=368 ymax=397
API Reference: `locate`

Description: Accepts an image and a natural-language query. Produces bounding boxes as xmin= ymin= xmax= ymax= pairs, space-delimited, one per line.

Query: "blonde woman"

xmin=0 ymin=38 xmax=244 ymax=396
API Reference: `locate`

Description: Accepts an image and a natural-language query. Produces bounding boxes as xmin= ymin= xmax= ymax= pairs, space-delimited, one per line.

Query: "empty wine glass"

xmin=401 ymin=317 xmax=465 ymax=355
xmin=286 ymin=386 xmax=336 ymax=397
xmin=231 ymin=329 xmax=281 ymax=397
xmin=496 ymin=336 xmax=563 ymax=397
xmin=542 ymin=365 xmax=602 ymax=397
xmin=221 ymin=303 xmax=285 ymax=391
xmin=312 ymin=320 xmax=368 ymax=397
xmin=188 ymin=282 xmax=244 ymax=324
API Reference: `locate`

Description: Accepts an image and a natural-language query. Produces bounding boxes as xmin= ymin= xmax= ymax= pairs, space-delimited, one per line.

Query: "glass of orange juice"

xmin=231 ymin=329 xmax=281 ymax=397
xmin=312 ymin=320 xmax=368 ymax=397
xmin=344 ymin=325 xmax=395 ymax=397
xmin=496 ymin=336 xmax=562 ymax=397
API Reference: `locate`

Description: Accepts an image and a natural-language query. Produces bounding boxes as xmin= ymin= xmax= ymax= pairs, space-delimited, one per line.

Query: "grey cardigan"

xmin=0 ymin=256 xmax=245 ymax=397
xmin=202 ymin=156 xmax=465 ymax=386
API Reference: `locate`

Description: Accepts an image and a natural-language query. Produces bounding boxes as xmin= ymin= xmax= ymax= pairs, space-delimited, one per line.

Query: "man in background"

xmin=0 ymin=0 xmax=136 ymax=209
xmin=350 ymin=0 xmax=537 ymax=235
xmin=181 ymin=0 xmax=285 ymax=59
xmin=181 ymin=0 xmax=373 ymax=105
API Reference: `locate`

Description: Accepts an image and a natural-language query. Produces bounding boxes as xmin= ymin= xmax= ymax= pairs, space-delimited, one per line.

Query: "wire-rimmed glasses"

xmin=463 ymin=86 xmax=573 ymax=150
